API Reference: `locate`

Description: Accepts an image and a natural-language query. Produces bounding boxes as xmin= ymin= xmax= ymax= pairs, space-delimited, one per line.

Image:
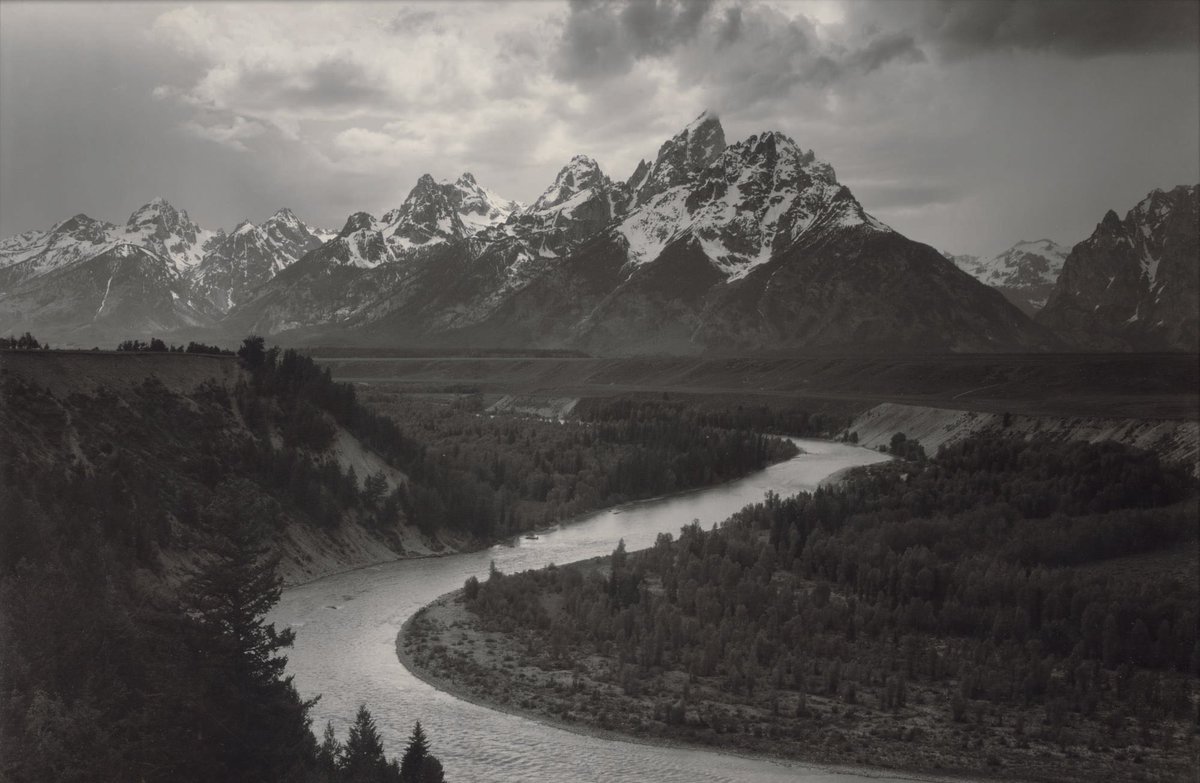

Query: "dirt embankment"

xmin=850 ymin=402 xmax=1200 ymax=473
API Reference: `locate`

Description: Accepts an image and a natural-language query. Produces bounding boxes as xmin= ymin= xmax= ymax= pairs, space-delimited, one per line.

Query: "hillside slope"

xmin=0 ymin=350 xmax=448 ymax=585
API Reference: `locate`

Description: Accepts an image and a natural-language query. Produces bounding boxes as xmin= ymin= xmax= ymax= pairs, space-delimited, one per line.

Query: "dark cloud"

xmin=386 ymin=8 xmax=441 ymax=36
xmin=849 ymin=32 xmax=926 ymax=73
xmin=716 ymin=6 xmax=742 ymax=47
xmin=237 ymin=55 xmax=392 ymax=110
xmin=860 ymin=0 xmax=1200 ymax=60
xmin=555 ymin=0 xmax=716 ymax=81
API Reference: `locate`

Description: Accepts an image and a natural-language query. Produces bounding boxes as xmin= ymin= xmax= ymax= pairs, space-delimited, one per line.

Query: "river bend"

xmin=271 ymin=440 xmax=914 ymax=782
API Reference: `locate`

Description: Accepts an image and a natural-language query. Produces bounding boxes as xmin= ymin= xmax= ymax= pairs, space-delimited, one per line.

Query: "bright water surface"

xmin=271 ymin=440 xmax=927 ymax=783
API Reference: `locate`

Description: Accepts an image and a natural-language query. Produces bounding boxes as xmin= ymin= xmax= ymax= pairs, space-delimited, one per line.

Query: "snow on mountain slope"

xmin=121 ymin=197 xmax=217 ymax=274
xmin=1038 ymin=185 xmax=1199 ymax=350
xmin=3 ymin=111 xmax=1055 ymax=353
xmin=0 ymin=215 xmax=120 ymax=286
xmin=620 ymin=129 xmax=888 ymax=280
xmin=381 ymin=172 xmax=521 ymax=249
xmin=189 ymin=207 xmax=329 ymax=313
xmin=956 ymin=239 xmax=1068 ymax=290
xmin=630 ymin=110 xmax=727 ymax=206
xmin=950 ymin=239 xmax=1069 ymax=314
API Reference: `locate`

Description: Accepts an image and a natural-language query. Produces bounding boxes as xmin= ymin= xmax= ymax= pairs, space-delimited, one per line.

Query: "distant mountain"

xmin=3 ymin=115 xmax=1057 ymax=353
xmin=190 ymin=208 xmax=330 ymax=314
xmin=230 ymin=112 xmax=1050 ymax=354
xmin=949 ymin=239 xmax=1070 ymax=316
xmin=0 ymin=199 xmax=330 ymax=338
xmin=0 ymin=244 xmax=208 ymax=342
xmin=1037 ymin=185 xmax=1198 ymax=351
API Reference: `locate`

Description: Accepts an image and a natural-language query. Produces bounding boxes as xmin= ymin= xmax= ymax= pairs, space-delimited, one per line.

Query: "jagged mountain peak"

xmin=339 ymin=211 xmax=379 ymax=237
xmin=1099 ymin=209 xmax=1123 ymax=231
xmin=1038 ymin=184 xmax=1199 ymax=350
xmin=126 ymin=197 xmax=186 ymax=227
xmin=686 ymin=108 xmax=721 ymax=130
xmin=51 ymin=213 xmax=111 ymax=236
xmin=619 ymin=123 xmax=885 ymax=277
xmin=530 ymin=155 xmax=613 ymax=214
xmin=268 ymin=207 xmax=300 ymax=225
xmin=631 ymin=111 xmax=729 ymax=205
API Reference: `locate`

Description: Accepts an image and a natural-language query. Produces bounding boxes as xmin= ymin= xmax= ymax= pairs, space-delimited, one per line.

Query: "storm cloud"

xmin=555 ymin=0 xmax=718 ymax=81
xmin=1 ymin=1 xmax=1197 ymax=259
xmin=855 ymin=0 xmax=1200 ymax=60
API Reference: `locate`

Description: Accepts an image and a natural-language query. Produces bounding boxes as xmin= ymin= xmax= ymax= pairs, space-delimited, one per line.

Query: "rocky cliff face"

xmin=1038 ymin=185 xmax=1198 ymax=351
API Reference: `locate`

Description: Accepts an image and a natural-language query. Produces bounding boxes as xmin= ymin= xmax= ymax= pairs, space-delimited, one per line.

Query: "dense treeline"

xmin=0 ymin=332 xmax=42 ymax=350
xmin=117 ymin=338 xmax=234 ymax=354
xmin=238 ymin=338 xmax=799 ymax=539
xmin=574 ymin=396 xmax=849 ymax=439
xmin=464 ymin=433 xmax=1198 ymax=776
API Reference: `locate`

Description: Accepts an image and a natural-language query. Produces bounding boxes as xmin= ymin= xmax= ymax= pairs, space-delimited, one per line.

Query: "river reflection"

xmin=270 ymin=440 xmax=924 ymax=783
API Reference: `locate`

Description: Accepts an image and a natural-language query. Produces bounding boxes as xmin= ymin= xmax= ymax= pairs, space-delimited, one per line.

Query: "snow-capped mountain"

xmin=296 ymin=172 xmax=524 ymax=271
xmin=0 ymin=243 xmax=209 ymax=341
xmin=229 ymin=111 xmax=1050 ymax=353
xmin=3 ymin=113 xmax=1061 ymax=353
xmin=0 ymin=198 xmax=217 ymax=295
xmin=950 ymin=239 xmax=1070 ymax=315
xmin=0 ymin=198 xmax=332 ymax=337
xmin=620 ymin=128 xmax=889 ymax=280
xmin=0 ymin=214 xmax=120 ymax=289
xmin=122 ymin=197 xmax=218 ymax=274
xmin=499 ymin=155 xmax=629 ymax=254
xmin=629 ymin=110 xmax=726 ymax=206
xmin=1038 ymin=185 xmax=1199 ymax=350
xmin=190 ymin=208 xmax=330 ymax=313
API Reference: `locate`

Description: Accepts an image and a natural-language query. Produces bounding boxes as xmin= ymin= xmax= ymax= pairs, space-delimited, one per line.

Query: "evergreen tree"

xmin=399 ymin=721 xmax=430 ymax=782
xmin=317 ymin=721 xmax=343 ymax=782
xmin=341 ymin=704 xmax=391 ymax=782
xmin=180 ymin=515 xmax=316 ymax=781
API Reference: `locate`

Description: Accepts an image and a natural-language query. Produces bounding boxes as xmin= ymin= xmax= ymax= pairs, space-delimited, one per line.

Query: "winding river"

xmin=271 ymin=440 xmax=908 ymax=782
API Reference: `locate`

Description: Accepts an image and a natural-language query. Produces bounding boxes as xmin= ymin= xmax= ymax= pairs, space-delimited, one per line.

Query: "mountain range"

xmin=945 ymin=239 xmax=1070 ymax=316
xmin=0 ymin=113 xmax=1194 ymax=353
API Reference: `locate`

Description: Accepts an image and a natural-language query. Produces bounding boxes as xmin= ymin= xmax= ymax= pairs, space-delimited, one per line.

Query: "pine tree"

xmin=317 ymin=721 xmax=343 ymax=782
xmin=399 ymin=721 xmax=430 ymax=782
xmin=341 ymin=704 xmax=389 ymax=782
xmin=180 ymin=514 xmax=316 ymax=781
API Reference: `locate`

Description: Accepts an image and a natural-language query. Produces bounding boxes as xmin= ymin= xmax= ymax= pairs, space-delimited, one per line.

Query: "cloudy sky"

xmin=1 ymin=0 xmax=1197 ymax=256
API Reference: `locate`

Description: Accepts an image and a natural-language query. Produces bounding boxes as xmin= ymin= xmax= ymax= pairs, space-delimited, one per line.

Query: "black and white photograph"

xmin=1 ymin=1 xmax=1197 ymax=781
